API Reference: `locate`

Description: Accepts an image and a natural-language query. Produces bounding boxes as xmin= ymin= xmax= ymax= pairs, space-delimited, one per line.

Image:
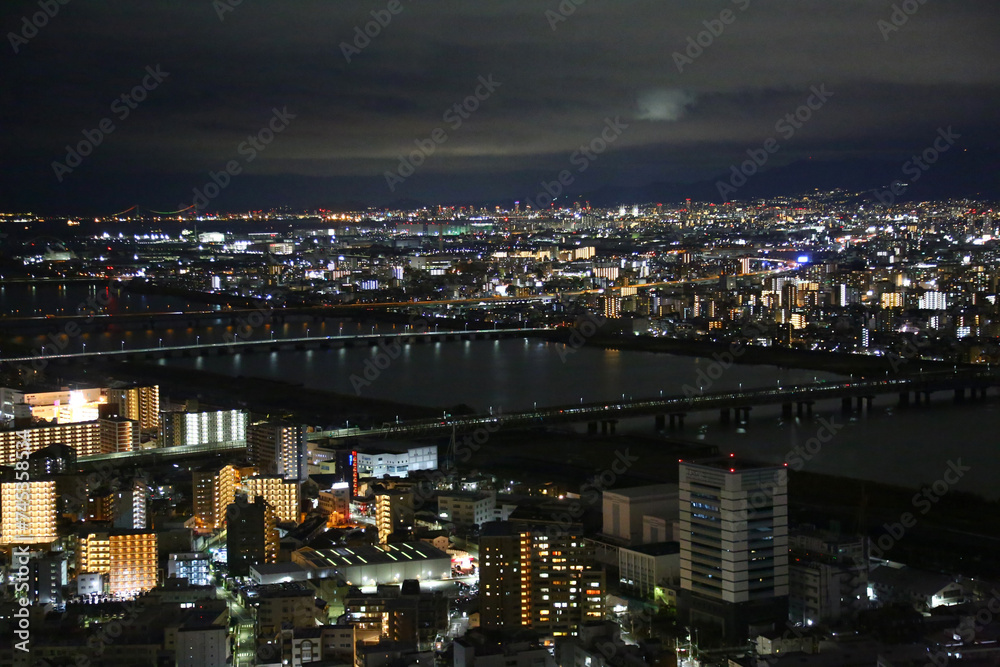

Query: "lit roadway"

xmin=0 ymin=327 xmax=550 ymax=364
xmin=76 ymin=369 xmax=997 ymax=466
xmin=217 ymin=583 xmax=255 ymax=667
xmin=303 ymin=369 xmax=997 ymax=439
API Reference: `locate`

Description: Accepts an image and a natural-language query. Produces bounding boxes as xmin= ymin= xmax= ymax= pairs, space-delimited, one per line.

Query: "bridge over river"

xmin=77 ymin=369 xmax=997 ymax=468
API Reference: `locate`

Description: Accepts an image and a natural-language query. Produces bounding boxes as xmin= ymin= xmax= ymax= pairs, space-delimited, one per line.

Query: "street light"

xmin=159 ymin=338 xmax=162 ymax=348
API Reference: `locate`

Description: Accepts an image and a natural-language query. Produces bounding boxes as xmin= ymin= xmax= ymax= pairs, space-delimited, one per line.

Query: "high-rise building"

xmin=192 ymin=464 xmax=248 ymax=531
xmin=167 ymin=553 xmax=212 ymax=587
xmin=28 ymin=552 xmax=68 ymax=605
xmin=26 ymin=442 xmax=77 ymax=477
xmin=241 ymin=474 xmax=300 ymax=523
xmin=375 ymin=487 xmax=415 ymax=543
xmin=678 ymin=459 xmax=789 ymax=643
xmin=0 ymin=480 xmax=58 ymax=545
xmin=161 ymin=409 xmax=247 ymax=447
xmin=77 ymin=529 xmax=158 ymax=598
xmin=112 ymin=477 xmax=148 ymax=530
xmin=99 ymin=416 xmax=140 ymax=454
xmin=248 ymin=420 xmax=306 ymax=481
xmin=599 ymin=294 xmax=622 ymax=319
xmin=226 ymin=495 xmax=278 ymax=575
xmin=106 ymin=384 xmax=160 ymax=431
xmin=479 ymin=521 xmax=605 ymax=638
xmin=0 ymin=421 xmax=101 ymax=465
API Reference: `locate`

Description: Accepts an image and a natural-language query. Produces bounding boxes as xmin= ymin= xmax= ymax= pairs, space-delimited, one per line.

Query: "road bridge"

xmin=74 ymin=369 xmax=996 ymax=468
xmin=1 ymin=327 xmax=551 ymax=365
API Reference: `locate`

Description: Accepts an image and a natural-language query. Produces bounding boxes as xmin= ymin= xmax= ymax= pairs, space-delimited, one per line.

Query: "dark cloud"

xmin=1 ymin=0 xmax=998 ymax=212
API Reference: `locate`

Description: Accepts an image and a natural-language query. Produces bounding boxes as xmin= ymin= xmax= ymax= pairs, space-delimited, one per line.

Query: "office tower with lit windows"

xmin=77 ymin=529 xmax=158 ymax=598
xmin=0 ymin=480 xmax=58 ymax=545
xmin=192 ymin=464 xmax=249 ymax=531
xmin=479 ymin=521 xmax=605 ymax=638
xmin=226 ymin=495 xmax=279 ymax=575
xmin=678 ymin=459 xmax=789 ymax=643
xmin=248 ymin=420 xmax=306 ymax=481
xmin=241 ymin=474 xmax=300 ymax=523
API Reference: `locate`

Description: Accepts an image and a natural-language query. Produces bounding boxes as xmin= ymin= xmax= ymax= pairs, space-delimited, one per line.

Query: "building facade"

xmin=678 ymin=460 xmax=789 ymax=642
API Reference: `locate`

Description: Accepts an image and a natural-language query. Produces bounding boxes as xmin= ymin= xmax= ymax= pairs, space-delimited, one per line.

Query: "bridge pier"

xmin=782 ymin=403 xmax=793 ymax=419
xmin=736 ymin=407 xmax=751 ymax=424
xmin=720 ymin=408 xmax=730 ymax=425
xmin=842 ymin=397 xmax=854 ymax=414
xmin=864 ymin=396 xmax=873 ymax=413
xmin=954 ymin=388 xmax=965 ymax=404
xmin=655 ymin=414 xmax=665 ymax=431
xmin=898 ymin=392 xmax=909 ymax=408
xmin=669 ymin=413 xmax=685 ymax=431
xmin=600 ymin=420 xmax=617 ymax=435
xmin=588 ymin=421 xmax=598 ymax=435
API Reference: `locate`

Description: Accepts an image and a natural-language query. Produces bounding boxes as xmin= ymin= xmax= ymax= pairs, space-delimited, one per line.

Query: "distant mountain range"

xmin=378 ymin=149 xmax=1000 ymax=212
xmin=577 ymin=149 xmax=1000 ymax=207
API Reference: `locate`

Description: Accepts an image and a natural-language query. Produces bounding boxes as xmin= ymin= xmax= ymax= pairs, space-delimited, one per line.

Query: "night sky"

xmin=2 ymin=0 xmax=999 ymax=213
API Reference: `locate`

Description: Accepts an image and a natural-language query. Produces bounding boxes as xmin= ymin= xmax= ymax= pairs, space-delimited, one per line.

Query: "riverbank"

xmin=574 ymin=332 xmax=958 ymax=376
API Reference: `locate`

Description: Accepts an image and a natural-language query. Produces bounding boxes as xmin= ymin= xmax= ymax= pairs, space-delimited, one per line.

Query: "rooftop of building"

xmin=602 ymin=483 xmax=678 ymax=500
xmin=249 ymin=562 xmax=308 ymax=577
xmin=680 ymin=456 xmax=787 ymax=473
xmin=621 ymin=541 xmax=680 ymax=557
xmin=295 ymin=542 xmax=449 ymax=570
xmin=437 ymin=490 xmax=493 ymax=500
xmin=868 ymin=565 xmax=958 ymax=596
xmin=354 ymin=441 xmax=435 ymax=455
